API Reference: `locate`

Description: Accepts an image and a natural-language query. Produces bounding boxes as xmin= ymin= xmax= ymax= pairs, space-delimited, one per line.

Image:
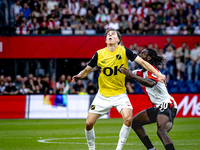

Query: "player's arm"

xmin=72 ymin=66 xmax=93 ymax=84
xmin=134 ymin=56 xmax=166 ymax=85
xmin=120 ymin=67 xmax=157 ymax=87
xmin=125 ymin=47 xmax=166 ymax=85
xmin=72 ymin=52 xmax=98 ymax=84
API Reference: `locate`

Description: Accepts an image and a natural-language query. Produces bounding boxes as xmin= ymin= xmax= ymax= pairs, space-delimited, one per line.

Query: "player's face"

xmin=106 ymin=31 xmax=119 ymax=45
xmin=139 ymin=49 xmax=148 ymax=61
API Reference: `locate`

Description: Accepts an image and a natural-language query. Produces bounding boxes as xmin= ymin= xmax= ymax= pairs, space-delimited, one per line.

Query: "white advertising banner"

xmin=28 ymin=95 xmax=91 ymax=119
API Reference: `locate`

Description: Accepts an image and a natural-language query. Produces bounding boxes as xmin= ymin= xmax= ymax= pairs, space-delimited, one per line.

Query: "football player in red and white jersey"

xmin=120 ymin=48 xmax=177 ymax=150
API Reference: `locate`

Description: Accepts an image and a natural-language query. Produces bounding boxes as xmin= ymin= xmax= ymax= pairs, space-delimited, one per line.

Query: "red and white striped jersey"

xmin=132 ymin=68 xmax=177 ymax=108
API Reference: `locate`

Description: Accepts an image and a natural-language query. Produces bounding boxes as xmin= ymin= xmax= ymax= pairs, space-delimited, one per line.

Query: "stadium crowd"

xmin=10 ymin=0 xmax=200 ymax=35
xmin=0 ymin=38 xmax=200 ymax=95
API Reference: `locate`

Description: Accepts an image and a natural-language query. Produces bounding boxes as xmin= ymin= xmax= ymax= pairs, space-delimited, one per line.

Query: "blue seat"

xmin=179 ymin=86 xmax=189 ymax=93
xmin=176 ymin=80 xmax=185 ymax=88
xmin=188 ymin=85 xmax=199 ymax=93
xmin=168 ymin=80 xmax=175 ymax=87
xmin=196 ymin=80 xmax=200 ymax=90
xmin=169 ymin=87 xmax=179 ymax=93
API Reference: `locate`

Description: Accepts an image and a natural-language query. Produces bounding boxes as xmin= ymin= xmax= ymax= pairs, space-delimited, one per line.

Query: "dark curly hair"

xmin=146 ymin=48 xmax=164 ymax=70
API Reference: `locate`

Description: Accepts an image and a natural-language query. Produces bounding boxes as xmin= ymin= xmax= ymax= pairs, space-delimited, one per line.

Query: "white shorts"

xmin=89 ymin=92 xmax=133 ymax=116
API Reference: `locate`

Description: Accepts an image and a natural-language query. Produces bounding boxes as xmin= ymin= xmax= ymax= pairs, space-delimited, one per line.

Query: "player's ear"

xmin=147 ymin=56 xmax=151 ymax=61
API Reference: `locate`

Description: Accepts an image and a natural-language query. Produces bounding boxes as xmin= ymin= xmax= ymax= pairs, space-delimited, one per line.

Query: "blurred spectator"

xmin=77 ymin=2 xmax=87 ymax=17
xmin=186 ymin=21 xmax=194 ymax=34
xmin=4 ymin=81 xmax=18 ymax=95
xmin=82 ymin=0 xmax=90 ymax=10
xmin=156 ymin=10 xmax=166 ymax=25
xmin=38 ymin=75 xmax=50 ymax=94
xmin=108 ymin=17 xmax=119 ymax=30
xmin=90 ymin=3 xmax=98 ymax=16
xmin=194 ymin=22 xmax=200 ymax=34
xmin=15 ymin=22 xmax=29 ymax=35
xmin=119 ymin=15 xmax=129 ymax=33
xmin=95 ymin=8 xmax=106 ymax=23
xmin=26 ymin=79 xmax=36 ymax=92
xmin=85 ymin=24 xmax=96 ymax=35
xmin=74 ymin=22 xmax=85 ymax=34
xmin=19 ymin=84 xmax=33 ymax=95
xmin=163 ymin=37 xmax=175 ymax=53
xmin=106 ymin=9 xmax=118 ymax=22
xmin=15 ymin=75 xmax=23 ymax=91
xmin=12 ymin=0 xmax=22 ymax=17
xmin=69 ymin=14 xmax=79 ymax=32
xmin=61 ymin=22 xmax=73 ymax=35
xmin=136 ymin=22 xmax=146 ymax=35
xmin=25 ymin=74 xmax=38 ymax=86
xmin=86 ymin=80 xmax=97 ymax=94
xmin=62 ymin=4 xmax=72 ymax=15
xmin=38 ymin=21 xmax=49 ymax=34
xmin=86 ymin=9 xmax=96 ymax=25
xmin=65 ymin=75 xmax=74 ymax=94
xmin=29 ymin=17 xmax=40 ymax=34
xmin=19 ymin=3 xmax=31 ymax=20
xmin=96 ymin=22 xmax=105 ymax=34
xmin=56 ymin=74 xmax=66 ymax=94
xmin=0 ymin=80 xmax=5 ymax=95
xmin=175 ymin=42 xmax=190 ymax=80
xmin=107 ymin=1 xmax=118 ymax=14
xmin=73 ymin=79 xmax=84 ymax=94
xmin=78 ymin=87 xmax=88 ymax=95
xmin=32 ymin=5 xmax=40 ymax=18
xmin=187 ymin=42 xmax=200 ymax=82
xmin=163 ymin=45 xmax=176 ymax=80
xmin=4 ymin=76 xmax=14 ymax=87
xmin=34 ymin=85 xmax=43 ymax=94
xmin=68 ymin=0 xmax=80 ymax=15
xmin=137 ymin=1 xmax=149 ymax=18
xmin=47 ymin=0 xmax=58 ymax=11
xmin=58 ymin=0 xmax=68 ymax=10
xmin=166 ymin=22 xmax=179 ymax=35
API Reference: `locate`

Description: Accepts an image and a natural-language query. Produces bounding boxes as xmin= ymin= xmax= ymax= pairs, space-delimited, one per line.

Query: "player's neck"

xmin=107 ymin=44 xmax=118 ymax=52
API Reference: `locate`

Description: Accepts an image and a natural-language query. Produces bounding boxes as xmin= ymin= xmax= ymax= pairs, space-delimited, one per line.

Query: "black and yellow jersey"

xmin=88 ymin=45 xmax=137 ymax=97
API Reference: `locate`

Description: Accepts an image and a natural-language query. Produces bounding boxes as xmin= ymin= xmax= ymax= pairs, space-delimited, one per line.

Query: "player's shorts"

xmin=89 ymin=92 xmax=133 ymax=116
xmin=146 ymin=102 xmax=177 ymax=124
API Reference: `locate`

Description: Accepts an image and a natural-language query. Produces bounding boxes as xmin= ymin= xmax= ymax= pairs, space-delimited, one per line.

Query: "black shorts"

xmin=146 ymin=103 xmax=177 ymax=124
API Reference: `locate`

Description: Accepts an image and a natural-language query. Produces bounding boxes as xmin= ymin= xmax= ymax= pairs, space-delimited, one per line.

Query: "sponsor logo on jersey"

xmin=116 ymin=54 xmax=122 ymax=60
xmin=90 ymin=105 xmax=96 ymax=110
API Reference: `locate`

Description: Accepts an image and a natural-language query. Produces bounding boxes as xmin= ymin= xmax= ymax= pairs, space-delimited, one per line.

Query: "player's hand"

xmin=72 ymin=74 xmax=81 ymax=84
xmin=119 ymin=67 xmax=133 ymax=79
xmin=158 ymin=74 xmax=167 ymax=86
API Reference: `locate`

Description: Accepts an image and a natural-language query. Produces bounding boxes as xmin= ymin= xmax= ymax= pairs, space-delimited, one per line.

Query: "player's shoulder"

xmin=97 ymin=47 xmax=106 ymax=53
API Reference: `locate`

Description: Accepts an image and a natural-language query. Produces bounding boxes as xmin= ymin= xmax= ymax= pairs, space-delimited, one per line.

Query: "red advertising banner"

xmin=109 ymin=94 xmax=200 ymax=118
xmin=0 ymin=95 xmax=26 ymax=119
xmin=0 ymin=35 xmax=199 ymax=58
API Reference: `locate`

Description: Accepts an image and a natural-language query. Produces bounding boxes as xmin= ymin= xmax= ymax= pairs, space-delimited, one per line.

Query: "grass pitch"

xmin=0 ymin=118 xmax=200 ymax=150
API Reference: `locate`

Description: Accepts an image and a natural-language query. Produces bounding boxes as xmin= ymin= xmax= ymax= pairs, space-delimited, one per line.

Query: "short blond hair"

xmin=105 ymin=29 xmax=121 ymax=45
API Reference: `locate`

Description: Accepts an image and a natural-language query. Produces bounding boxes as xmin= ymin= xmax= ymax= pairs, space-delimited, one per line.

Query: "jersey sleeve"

xmin=147 ymin=71 xmax=159 ymax=82
xmin=87 ymin=52 xmax=98 ymax=68
xmin=125 ymin=47 xmax=137 ymax=61
xmin=132 ymin=69 xmax=142 ymax=76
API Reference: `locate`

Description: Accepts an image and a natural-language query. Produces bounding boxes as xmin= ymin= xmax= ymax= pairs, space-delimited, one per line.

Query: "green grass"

xmin=0 ymin=118 xmax=200 ymax=150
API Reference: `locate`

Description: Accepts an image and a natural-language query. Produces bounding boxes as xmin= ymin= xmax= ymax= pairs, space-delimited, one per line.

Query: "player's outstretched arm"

xmin=72 ymin=65 xmax=93 ymax=84
xmin=134 ymin=56 xmax=166 ymax=85
xmin=120 ymin=67 xmax=157 ymax=87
